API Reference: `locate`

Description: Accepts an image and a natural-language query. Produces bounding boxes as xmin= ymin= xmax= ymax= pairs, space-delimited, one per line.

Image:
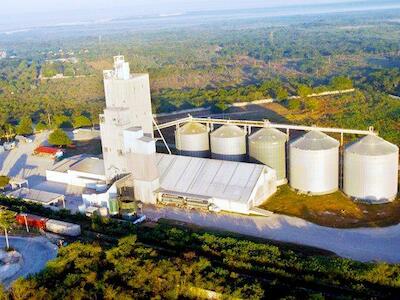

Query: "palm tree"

xmin=0 ymin=209 xmax=15 ymax=250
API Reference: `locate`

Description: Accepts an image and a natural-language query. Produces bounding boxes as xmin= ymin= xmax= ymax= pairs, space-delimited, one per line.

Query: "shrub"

xmin=16 ymin=117 xmax=33 ymax=136
xmin=48 ymin=129 xmax=72 ymax=147
xmin=73 ymin=115 xmax=92 ymax=128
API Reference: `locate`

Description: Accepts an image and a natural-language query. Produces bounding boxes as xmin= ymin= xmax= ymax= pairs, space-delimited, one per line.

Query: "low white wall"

xmin=46 ymin=170 xmax=71 ymax=185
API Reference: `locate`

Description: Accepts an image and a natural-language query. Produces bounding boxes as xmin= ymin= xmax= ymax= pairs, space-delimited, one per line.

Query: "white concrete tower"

xmin=100 ymin=56 xmax=154 ymax=181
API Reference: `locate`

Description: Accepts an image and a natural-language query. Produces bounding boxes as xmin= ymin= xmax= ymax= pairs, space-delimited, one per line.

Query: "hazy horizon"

xmin=1 ymin=0 xmax=361 ymax=15
xmin=1 ymin=0 xmax=400 ymax=33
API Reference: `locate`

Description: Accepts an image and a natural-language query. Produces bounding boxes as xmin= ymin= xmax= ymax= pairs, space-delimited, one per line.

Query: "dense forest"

xmin=0 ymin=8 xmax=399 ymax=144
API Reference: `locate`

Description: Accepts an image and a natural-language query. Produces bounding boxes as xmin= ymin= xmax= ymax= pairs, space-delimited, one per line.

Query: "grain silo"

xmin=211 ymin=124 xmax=247 ymax=161
xmin=175 ymin=122 xmax=210 ymax=158
xmin=344 ymin=135 xmax=399 ymax=203
xmin=249 ymin=127 xmax=287 ymax=184
xmin=289 ymin=130 xmax=340 ymax=195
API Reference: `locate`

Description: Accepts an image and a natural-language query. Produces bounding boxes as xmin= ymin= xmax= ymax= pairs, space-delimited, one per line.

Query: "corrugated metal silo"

xmin=289 ymin=130 xmax=339 ymax=195
xmin=344 ymin=135 xmax=399 ymax=203
xmin=211 ymin=124 xmax=247 ymax=161
xmin=249 ymin=128 xmax=287 ymax=184
xmin=175 ymin=122 xmax=210 ymax=157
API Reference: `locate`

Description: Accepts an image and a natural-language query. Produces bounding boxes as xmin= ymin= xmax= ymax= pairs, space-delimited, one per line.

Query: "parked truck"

xmin=15 ymin=213 xmax=81 ymax=237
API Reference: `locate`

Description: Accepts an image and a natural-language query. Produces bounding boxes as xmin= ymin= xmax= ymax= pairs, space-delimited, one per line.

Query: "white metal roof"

xmin=211 ymin=124 xmax=246 ymax=138
xmin=290 ymin=130 xmax=339 ymax=150
xmin=249 ymin=128 xmax=287 ymax=144
xmin=70 ymin=157 xmax=105 ymax=175
xmin=156 ymin=154 xmax=266 ymax=204
xmin=177 ymin=122 xmax=208 ymax=134
xmin=51 ymin=155 xmax=105 ymax=175
xmin=50 ymin=155 xmax=89 ymax=173
xmin=6 ymin=188 xmax=64 ymax=204
xmin=345 ymin=135 xmax=398 ymax=156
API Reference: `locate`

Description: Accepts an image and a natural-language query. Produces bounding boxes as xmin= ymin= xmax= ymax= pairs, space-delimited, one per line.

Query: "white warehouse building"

xmin=156 ymin=154 xmax=277 ymax=214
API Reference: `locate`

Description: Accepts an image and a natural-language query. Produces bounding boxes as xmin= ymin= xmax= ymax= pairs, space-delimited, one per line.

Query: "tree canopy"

xmin=15 ymin=117 xmax=33 ymax=136
xmin=73 ymin=115 xmax=92 ymax=129
xmin=48 ymin=129 xmax=72 ymax=147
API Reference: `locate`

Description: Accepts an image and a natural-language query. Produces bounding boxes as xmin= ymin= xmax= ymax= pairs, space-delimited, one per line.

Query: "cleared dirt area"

xmin=261 ymin=185 xmax=400 ymax=228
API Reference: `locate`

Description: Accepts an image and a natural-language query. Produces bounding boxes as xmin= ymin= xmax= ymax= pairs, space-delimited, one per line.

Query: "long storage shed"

xmin=155 ymin=153 xmax=277 ymax=214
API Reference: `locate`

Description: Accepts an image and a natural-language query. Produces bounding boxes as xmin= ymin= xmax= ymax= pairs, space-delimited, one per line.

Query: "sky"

xmin=0 ymin=0 xmax=395 ymax=31
xmin=1 ymin=0 xmax=361 ymax=16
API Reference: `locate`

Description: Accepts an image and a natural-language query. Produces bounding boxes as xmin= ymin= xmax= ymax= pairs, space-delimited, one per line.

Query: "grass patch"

xmin=261 ymin=185 xmax=400 ymax=228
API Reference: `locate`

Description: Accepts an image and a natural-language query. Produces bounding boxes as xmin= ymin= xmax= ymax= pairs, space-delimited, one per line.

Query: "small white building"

xmin=46 ymin=155 xmax=107 ymax=191
xmin=6 ymin=188 xmax=65 ymax=208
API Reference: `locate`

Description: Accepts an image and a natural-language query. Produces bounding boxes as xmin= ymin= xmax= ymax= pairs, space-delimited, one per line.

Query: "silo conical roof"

xmin=291 ymin=130 xmax=339 ymax=150
xmin=345 ymin=135 xmax=398 ymax=156
xmin=249 ymin=128 xmax=287 ymax=145
xmin=211 ymin=124 xmax=246 ymax=138
xmin=178 ymin=122 xmax=208 ymax=134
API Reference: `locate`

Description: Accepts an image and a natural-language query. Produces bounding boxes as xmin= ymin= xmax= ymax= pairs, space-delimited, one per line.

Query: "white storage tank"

xmin=45 ymin=219 xmax=81 ymax=237
xmin=210 ymin=124 xmax=247 ymax=161
xmin=249 ymin=128 xmax=287 ymax=185
xmin=175 ymin=122 xmax=210 ymax=158
xmin=289 ymin=131 xmax=339 ymax=195
xmin=344 ymin=135 xmax=399 ymax=203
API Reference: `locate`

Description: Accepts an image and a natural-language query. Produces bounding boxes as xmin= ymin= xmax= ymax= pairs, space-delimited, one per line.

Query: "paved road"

xmin=0 ymin=131 xmax=54 ymax=187
xmin=143 ymin=206 xmax=400 ymax=263
xmin=0 ymin=236 xmax=58 ymax=287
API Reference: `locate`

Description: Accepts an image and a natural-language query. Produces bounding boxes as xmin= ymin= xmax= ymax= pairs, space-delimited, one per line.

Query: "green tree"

xmin=3 ymin=124 xmax=15 ymax=142
xmin=330 ymin=76 xmax=353 ymax=90
xmin=0 ymin=176 xmax=10 ymax=190
xmin=48 ymin=129 xmax=72 ymax=147
xmin=276 ymin=87 xmax=289 ymax=101
xmin=0 ymin=284 xmax=8 ymax=300
xmin=297 ymin=84 xmax=313 ymax=98
xmin=53 ymin=115 xmax=73 ymax=129
xmin=213 ymin=100 xmax=230 ymax=112
xmin=16 ymin=117 xmax=33 ymax=136
xmin=0 ymin=209 xmax=15 ymax=250
xmin=288 ymin=98 xmax=302 ymax=110
xmin=73 ymin=115 xmax=92 ymax=129
xmin=11 ymin=278 xmax=48 ymax=300
xmin=305 ymin=98 xmax=320 ymax=111
xmin=35 ymin=122 xmax=48 ymax=132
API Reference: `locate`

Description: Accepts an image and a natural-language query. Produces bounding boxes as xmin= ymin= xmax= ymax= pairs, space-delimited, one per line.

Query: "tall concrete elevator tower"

xmin=100 ymin=56 xmax=154 ymax=181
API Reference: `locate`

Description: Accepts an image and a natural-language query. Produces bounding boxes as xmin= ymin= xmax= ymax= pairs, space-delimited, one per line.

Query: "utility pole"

xmin=22 ymin=213 xmax=29 ymax=233
xmin=4 ymin=228 xmax=9 ymax=249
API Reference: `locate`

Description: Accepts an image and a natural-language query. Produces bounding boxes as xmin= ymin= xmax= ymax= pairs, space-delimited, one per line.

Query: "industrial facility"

xmin=91 ymin=56 xmax=399 ymax=217
xmin=7 ymin=56 xmax=395 ymax=218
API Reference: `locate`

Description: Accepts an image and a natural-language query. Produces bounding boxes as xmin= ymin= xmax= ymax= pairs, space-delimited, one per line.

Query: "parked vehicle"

xmin=34 ymin=146 xmax=64 ymax=159
xmin=15 ymin=214 xmax=48 ymax=230
xmin=15 ymin=135 xmax=33 ymax=143
xmin=133 ymin=215 xmax=146 ymax=225
xmin=15 ymin=213 xmax=81 ymax=237
xmin=3 ymin=141 xmax=16 ymax=151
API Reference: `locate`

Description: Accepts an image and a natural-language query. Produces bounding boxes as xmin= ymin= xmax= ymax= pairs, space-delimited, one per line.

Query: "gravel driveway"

xmin=0 ymin=236 xmax=58 ymax=287
xmin=143 ymin=206 xmax=400 ymax=263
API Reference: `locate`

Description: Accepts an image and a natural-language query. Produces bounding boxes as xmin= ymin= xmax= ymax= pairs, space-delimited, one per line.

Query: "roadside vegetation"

xmin=261 ymin=185 xmax=400 ymax=228
xmin=0 ymin=196 xmax=400 ymax=298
